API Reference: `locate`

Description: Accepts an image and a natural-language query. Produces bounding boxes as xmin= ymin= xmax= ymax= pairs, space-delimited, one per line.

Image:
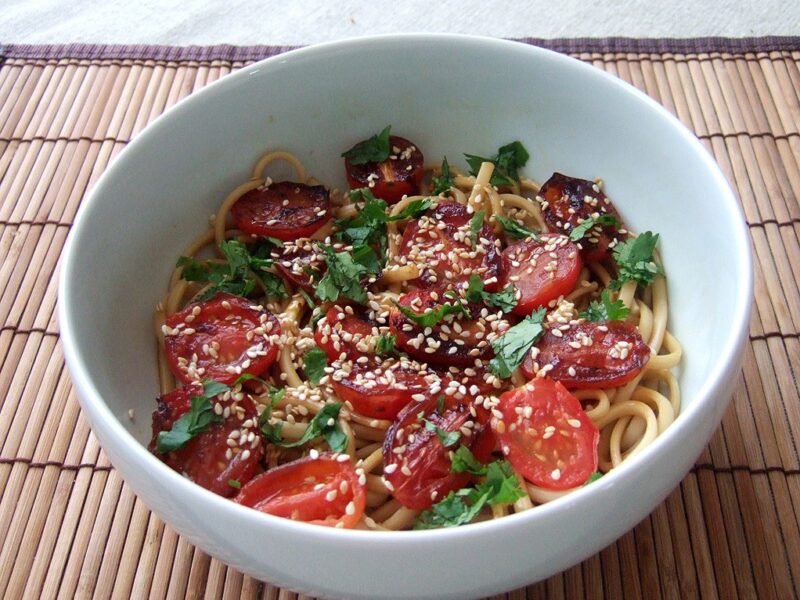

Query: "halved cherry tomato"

xmin=164 ymin=293 xmax=281 ymax=384
xmin=389 ymin=289 xmax=510 ymax=367
xmin=150 ymin=383 xmax=263 ymax=497
xmin=230 ymin=181 xmax=330 ymax=241
xmin=397 ymin=200 xmax=503 ymax=291
xmin=383 ymin=393 xmax=491 ymax=509
xmin=434 ymin=364 xmax=505 ymax=400
xmin=273 ymin=238 xmax=327 ymax=293
xmin=332 ymin=359 xmax=442 ymax=420
xmin=315 ymin=305 xmax=384 ymax=362
xmin=539 ymin=173 xmax=621 ymax=261
xmin=521 ymin=321 xmax=650 ymax=388
xmin=344 ymin=135 xmax=424 ymax=204
xmin=502 ymin=233 xmax=583 ymax=315
xmin=235 ymin=453 xmax=366 ymax=528
xmin=491 ymin=379 xmax=599 ymax=490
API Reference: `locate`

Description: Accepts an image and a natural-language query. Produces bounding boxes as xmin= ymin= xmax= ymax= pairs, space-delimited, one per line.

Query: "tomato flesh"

xmin=315 ymin=304 xmax=384 ymax=362
xmin=150 ymin=383 xmax=263 ymax=497
xmin=164 ymin=293 xmax=281 ymax=385
xmin=539 ymin=173 xmax=621 ymax=261
xmin=273 ymin=238 xmax=327 ymax=293
xmin=502 ymin=233 xmax=582 ymax=316
xmin=397 ymin=200 xmax=503 ymax=291
xmin=231 ymin=181 xmax=330 ymax=241
xmin=383 ymin=393 xmax=490 ymax=509
xmin=235 ymin=453 xmax=366 ymax=528
xmin=522 ymin=320 xmax=650 ymax=388
xmin=492 ymin=379 xmax=598 ymax=490
xmin=344 ymin=135 xmax=424 ymax=204
xmin=389 ymin=289 xmax=510 ymax=368
xmin=332 ymin=359 xmax=442 ymax=420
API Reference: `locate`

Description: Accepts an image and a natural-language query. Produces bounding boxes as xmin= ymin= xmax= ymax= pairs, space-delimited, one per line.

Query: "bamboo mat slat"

xmin=0 ymin=38 xmax=798 ymax=599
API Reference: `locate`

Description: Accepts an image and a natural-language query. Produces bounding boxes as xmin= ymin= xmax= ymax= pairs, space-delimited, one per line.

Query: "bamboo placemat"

xmin=0 ymin=37 xmax=798 ymax=599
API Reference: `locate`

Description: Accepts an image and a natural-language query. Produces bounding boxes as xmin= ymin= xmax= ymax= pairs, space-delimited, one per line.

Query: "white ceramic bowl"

xmin=59 ymin=34 xmax=752 ymax=599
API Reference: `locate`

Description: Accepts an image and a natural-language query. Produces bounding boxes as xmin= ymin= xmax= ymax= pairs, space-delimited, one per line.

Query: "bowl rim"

xmin=58 ymin=32 xmax=753 ymax=545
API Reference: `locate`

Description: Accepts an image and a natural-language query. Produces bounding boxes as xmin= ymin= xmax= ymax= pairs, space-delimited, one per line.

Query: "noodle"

xmin=154 ymin=143 xmax=682 ymax=530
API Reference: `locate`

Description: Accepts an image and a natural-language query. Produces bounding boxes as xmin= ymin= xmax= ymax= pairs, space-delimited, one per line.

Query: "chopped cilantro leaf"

xmin=469 ymin=210 xmax=484 ymax=249
xmin=450 ymin=445 xmax=487 ymax=475
xmin=375 ymin=334 xmax=398 ymax=356
xmin=177 ymin=239 xmax=287 ymax=302
xmin=465 ymin=141 xmax=530 ymax=187
xmin=227 ymin=479 xmax=241 ymax=489
xmin=341 ymin=125 xmax=392 ymax=165
xmin=335 ymin=189 xmax=432 ymax=266
xmin=580 ymin=289 xmax=630 ymax=322
xmin=610 ymin=231 xmax=663 ymax=290
xmin=315 ymin=244 xmax=370 ymax=304
xmin=569 ymin=214 xmax=620 ymax=242
xmin=495 ymin=215 xmax=541 ymax=242
xmin=258 ymin=385 xmax=286 ymax=442
xmin=437 ymin=394 xmax=445 ymax=413
xmin=303 ymin=346 xmax=329 ymax=385
xmin=423 ymin=418 xmax=461 ymax=448
xmin=464 ymin=274 xmax=517 ymax=313
xmin=414 ymin=458 xmax=524 ymax=529
xmin=583 ymin=471 xmax=603 ymax=486
xmin=265 ymin=402 xmax=347 ymax=453
xmin=489 ymin=308 xmax=546 ymax=378
xmin=392 ymin=298 xmax=468 ymax=328
xmin=156 ymin=380 xmax=227 ymax=453
xmin=431 ymin=156 xmax=455 ymax=195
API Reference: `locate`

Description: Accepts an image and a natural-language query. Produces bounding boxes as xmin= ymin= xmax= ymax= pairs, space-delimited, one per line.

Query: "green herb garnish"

xmin=610 ymin=232 xmax=662 ymax=290
xmin=375 ymin=334 xmax=398 ymax=356
xmin=263 ymin=402 xmax=347 ymax=453
xmin=392 ymin=297 xmax=468 ymax=328
xmin=583 ymin=471 xmax=604 ymax=486
xmin=431 ymin=156 xmax=455 ymax=195
xmin=341 ymin=125 xmax=392 ymax=165
xmin=465 ymin=274 xmax=518 ymax=313
xmin=464 ymin=141 xmax=530 ymax=187
xmin=303 ymin=347 xmax=329 ymax=385
xmin=580 ymin=289 xmax=630 ymax=322
xmin=494 ymin=215 xmax=541 ymax=242
xmin=414 ymin=459 xmax=525 ymax=529
xmin=177 ymin=239 xmax=287 ymax=301
xmin=422 ymin=418 xmax=461 ymax=448
xmin=155 ymin=379 xmax=227 ymax=453
xmin=469 ymin=210 xmax=485 ymax=249
xmin=569 ymin=214 xmax=620 ymax=242
xmin=315 ymin=244 xmax=372 ymax=304
xmin=488 ymin=307 xmax=547 ymax=378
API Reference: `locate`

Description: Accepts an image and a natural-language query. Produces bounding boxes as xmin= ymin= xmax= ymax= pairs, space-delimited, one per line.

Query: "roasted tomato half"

xmin=344 ymin=134 xmax=424 ymax=204
xmin=491 ymin=379 xmax=599 ymax=490
xmin=235 ymin=453 xmax=366 ymax=528
xmin=539 ymin=173 xmax=622 ymax=261
xmin=521 ymin=320 xmax=650 ymax=388
xmin=163 ymin=293 xmax=281 ymax=385
xmin=273 ymin=238 xmax=327 ymax=293
xmin=502 ymin=233 xmax=582 ymax=315
xmin=397 ymin=200 xmax=503 ymax=291
xmin=383 ymin=393 xmax=492 ymax=509
xmin=389 ymin=289 xmax=510 ymax=368
xmin=231 ymin=181 xmax=330 ymax=241
xmin=150 ymin=383 xmax=263 ymax=497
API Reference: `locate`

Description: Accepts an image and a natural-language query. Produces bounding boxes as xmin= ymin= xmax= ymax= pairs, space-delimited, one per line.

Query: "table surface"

xmin=1 ymin=0 xmax=799 ymax=44
xmin=0 ymin=31 xmax=799 ymax=600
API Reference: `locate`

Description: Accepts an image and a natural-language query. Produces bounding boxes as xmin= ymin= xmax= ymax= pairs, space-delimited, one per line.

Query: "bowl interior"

xmin=60 ymin=34 xmax=750 ymax=598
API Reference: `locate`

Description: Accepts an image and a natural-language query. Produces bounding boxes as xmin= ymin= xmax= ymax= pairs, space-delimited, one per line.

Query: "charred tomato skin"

xmin=521 ymin=320 xmax=650 ymax=388
xmin=539 ymin=173 xmax=621 ymax=261
xmin=150 ymin=383 xmax=263 ymax=497
xmin=398 ymin=200 xmax=503 ymax=291
xmin=231 ymin=181 xmax=331 ymax=241
xmin=163 ymin=293 xmax=281 ymax=385
xmin=501 ymin=233 xmax=583 ymax=316
xmin=344 ymin=135 xmax=424 ymax=204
